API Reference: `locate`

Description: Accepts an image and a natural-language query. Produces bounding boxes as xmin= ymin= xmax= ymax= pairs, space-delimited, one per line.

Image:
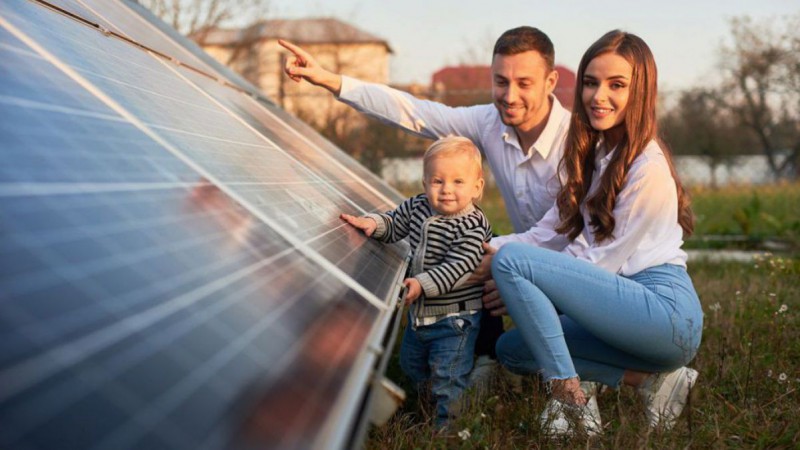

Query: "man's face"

xmin=491 ymin=51 xmax=558 ymax=133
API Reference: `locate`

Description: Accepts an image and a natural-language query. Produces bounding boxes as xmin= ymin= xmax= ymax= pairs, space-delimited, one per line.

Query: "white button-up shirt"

xmin=492 ymin=140 xmax=688 ymax=275
xmin=338 ymin=76 xmax=570 ymax=233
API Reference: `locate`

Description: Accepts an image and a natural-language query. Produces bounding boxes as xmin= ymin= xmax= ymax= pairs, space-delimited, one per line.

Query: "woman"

xmin=485 ymin=30 xmax=703 ymax=436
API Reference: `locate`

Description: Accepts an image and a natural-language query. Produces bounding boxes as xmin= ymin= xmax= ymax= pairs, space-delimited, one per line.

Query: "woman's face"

xmin=581 ymin=52 xmax=633 ymax=145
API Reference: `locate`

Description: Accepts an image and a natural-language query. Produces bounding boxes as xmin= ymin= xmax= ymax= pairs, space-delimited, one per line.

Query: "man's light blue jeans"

xmin=492 ymin=243 xmax=703 ymax=388
xmin=400 ymin=310 xmax=481 ymax=426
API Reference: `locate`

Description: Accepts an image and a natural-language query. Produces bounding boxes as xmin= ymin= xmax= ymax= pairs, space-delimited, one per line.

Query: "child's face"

xmin=423 ymin=154 xmax=484 ymax=215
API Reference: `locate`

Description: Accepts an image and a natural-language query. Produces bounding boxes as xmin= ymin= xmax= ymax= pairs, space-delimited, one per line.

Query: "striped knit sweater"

xmin=366 ymin=193 xmax=492 ymax=317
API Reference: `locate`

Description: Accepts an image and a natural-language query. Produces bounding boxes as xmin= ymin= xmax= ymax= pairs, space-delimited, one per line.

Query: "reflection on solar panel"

xmin=0 ymin=1 xmax=410 ymax=449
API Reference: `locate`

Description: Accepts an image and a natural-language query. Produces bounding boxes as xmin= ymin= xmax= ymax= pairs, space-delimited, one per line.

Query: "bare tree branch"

xmin=718 ymin=14 xmax=800 ymax=178
xmin=139 ymin=0 xmax=270 ymax=45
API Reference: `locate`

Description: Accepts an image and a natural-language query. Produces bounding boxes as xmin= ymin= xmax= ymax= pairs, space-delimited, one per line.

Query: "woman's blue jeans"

xmin=400 ymin=310 xmax=481 ymax=426
xmin=492 ymin=243 xmax=703 ymax=387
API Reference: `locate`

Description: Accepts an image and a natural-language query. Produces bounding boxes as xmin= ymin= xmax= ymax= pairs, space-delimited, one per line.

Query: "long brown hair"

xmin=555 ymin=30 xmax=694 ymax=242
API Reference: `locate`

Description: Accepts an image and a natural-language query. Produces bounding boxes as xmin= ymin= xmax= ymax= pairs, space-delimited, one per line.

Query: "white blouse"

xmin=491 ymin=140 xmax=688 ymax=276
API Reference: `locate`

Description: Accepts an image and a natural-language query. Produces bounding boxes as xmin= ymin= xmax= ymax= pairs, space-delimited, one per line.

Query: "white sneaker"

xmin=540 ymin=381 xmax=602 ymax=437
xmin=639 ymin=366 xmax=699 ymax=429
xmin=467 ymin=355 xmax=497 ymax=390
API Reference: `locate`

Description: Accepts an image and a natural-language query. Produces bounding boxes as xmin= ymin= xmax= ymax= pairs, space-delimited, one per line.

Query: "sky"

xmin=267 ymin=0 xmax=797 ymax=96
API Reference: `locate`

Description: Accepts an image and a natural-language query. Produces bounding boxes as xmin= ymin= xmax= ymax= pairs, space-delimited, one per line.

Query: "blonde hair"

xmin=423 ymin=136 xmax=483 ymax=177
xmin=423 ymin=136 xmax=485 ymax=200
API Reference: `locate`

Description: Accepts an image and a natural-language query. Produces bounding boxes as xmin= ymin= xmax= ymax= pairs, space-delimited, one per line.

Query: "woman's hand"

xmin=340 ymin=213 xmax=377 ymax=237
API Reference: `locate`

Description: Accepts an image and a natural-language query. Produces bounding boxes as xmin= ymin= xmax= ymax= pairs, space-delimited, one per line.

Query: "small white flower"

xmin=458 ymin=429 xmax=471 ymax=441
xmin=778 ymin=304 xmax=788 ymax=314
xmin=767 ymin=369 xmax=773 ymax=377
xmin=778 ymin=373 xmax=788 ymax=383
xmin=480 ymin=412 xmax=487 ymax=419
xmin=709 ymin=302 xmax=722 ymax=312
xmin=769 ymin=293 xmax=777 ymax=297
xmin=736 ymin=290 xmax=742 ymax=296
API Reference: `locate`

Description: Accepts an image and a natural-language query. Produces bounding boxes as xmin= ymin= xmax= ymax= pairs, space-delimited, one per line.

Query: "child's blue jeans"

xmin=399 ymin=310 xmax=481 ymax=426
xmin=492 ymin=243 xmax=703 ymax=388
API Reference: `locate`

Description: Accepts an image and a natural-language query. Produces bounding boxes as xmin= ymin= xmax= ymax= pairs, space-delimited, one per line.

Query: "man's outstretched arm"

xmin=279 ymin=40 xmax=487 ymax=143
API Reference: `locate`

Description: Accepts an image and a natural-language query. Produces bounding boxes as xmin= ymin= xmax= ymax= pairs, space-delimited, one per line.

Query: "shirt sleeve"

xmin=414 ymin=222 xmax=490 ymax=298
xmin=338 ymin=76 xmax=487 ymax=144
xmin=566 ymin=156 xmax=678 ymax=273
xmin=489 ymin=204 xmax=571 ymax=251
xmin=365 ymin=196 xmax=417 ymax=243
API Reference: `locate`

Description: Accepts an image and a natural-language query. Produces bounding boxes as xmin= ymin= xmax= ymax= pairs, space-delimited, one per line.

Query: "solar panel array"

xmin=0 ymin=1 xmax=410 ymax=449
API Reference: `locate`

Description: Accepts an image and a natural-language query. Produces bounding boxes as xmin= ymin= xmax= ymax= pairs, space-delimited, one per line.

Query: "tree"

xmin=138 ymin=0 xmax=269 ymax=45
xmin=717 ymin=14 xmax=800 ymax=179
xmin=314 ymin=112 xmax=428 ymax=176
xmin=661 ymin=87 xmax=753 ymax=187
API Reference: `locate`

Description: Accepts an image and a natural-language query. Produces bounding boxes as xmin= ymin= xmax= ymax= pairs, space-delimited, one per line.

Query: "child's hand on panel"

xmin=340 ymin=213 xmax=377 ymax=237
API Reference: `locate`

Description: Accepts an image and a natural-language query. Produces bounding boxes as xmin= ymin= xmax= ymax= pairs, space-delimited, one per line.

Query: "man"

xmin=279 ymin=26 xmax=569 ymax=382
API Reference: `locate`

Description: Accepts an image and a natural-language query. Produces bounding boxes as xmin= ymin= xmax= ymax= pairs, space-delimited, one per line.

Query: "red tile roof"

xmin=431 ymin=64 xmax=576 ymax=109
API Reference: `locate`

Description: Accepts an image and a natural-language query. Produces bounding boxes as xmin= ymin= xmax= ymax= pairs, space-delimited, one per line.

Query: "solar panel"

xmin=0 ymin=1 xmax=410 ymax=449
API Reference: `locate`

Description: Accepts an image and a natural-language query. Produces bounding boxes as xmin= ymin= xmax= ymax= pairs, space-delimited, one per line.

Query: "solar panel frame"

xmin=1 ymin=1 xmax=411 ymax=448
xmin=77 ymin=0 xmax=407 ymax=208
xmin=3 ymin=0 xmax=403 ymax=304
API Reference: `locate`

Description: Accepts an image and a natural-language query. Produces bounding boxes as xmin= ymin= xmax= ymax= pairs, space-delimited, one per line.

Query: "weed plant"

xmin=367 ymin=255 xmax=799 ymax=449
xmin=376 ymin=182 xmax=799 ymax=447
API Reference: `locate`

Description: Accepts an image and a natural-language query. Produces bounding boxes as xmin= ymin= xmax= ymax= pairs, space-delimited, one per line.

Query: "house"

xmin=431 ymin=64 xmax=576 ymax=109
xmin=200 ymin=18 xmax=392 ymax=134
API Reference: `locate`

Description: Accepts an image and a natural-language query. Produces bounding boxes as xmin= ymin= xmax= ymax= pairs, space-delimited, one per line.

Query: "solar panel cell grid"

xmin=1 ymin=1 xmax=408 ymax=448
xmin=173 ymin=65 xmax=398 ymax=213
xmin=76 ymin=0 xmax=222 ymax=75
xmin=5 ymin=0 xmax=407 ymax=266
xmin=262 ymin=101 xmax=408 ymax=204
xmin=35 ymin=0 xmax=106 ymax=26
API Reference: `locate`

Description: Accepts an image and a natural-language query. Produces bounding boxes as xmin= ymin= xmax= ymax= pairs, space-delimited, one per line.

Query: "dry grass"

xmin=372 ymin=182 xmax=799 ymax=448
xmin=367 ymin=254 xmax=799 ymax=448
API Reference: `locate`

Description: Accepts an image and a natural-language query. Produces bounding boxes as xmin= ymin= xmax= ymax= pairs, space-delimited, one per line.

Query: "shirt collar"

xmin=500 ymin=94 xmax=568 ymax=159
xmin=594 ymin=138 xmax=617 ymax=168
xmin=427 ymin=199 xmax=476 ymax=219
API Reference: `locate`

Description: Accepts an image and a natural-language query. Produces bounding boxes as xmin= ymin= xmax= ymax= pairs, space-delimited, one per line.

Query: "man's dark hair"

xmin=493 ymin=26 xmax=555 ymax=70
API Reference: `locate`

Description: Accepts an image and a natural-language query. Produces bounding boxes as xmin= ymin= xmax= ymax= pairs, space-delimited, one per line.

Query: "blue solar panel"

xmin=0 ymin=1 xmax=409 ymax=449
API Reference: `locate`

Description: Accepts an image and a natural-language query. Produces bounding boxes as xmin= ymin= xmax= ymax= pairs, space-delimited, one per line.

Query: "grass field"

xmin=688 ymin=182 xmax=800 ymax=251
xmin=367 ymin=254 xmax=799 ymax=449
xmin=372 ymin=183 xmax=799 ymax=448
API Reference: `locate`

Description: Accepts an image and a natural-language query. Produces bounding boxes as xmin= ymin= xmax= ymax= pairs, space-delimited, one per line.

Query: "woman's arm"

xmin=490 ymin=203 xmax=571 ymax=251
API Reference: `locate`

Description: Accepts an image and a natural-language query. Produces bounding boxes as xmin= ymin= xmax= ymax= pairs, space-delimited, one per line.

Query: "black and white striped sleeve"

xmin=365 ymin=195 xmax=419 ymax=244
xmin=415 ymin=213 xmax=491 ymax=297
